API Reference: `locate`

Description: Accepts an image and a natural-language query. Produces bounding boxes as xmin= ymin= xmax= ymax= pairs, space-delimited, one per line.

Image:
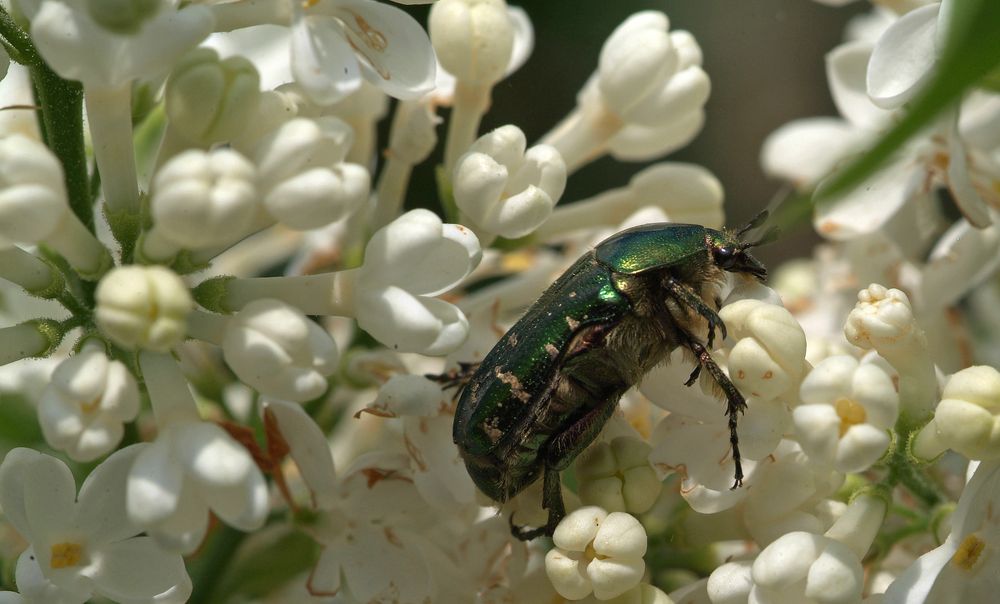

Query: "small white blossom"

xmin=575 ymin=436 xmax=662 ymax=515
xmin=750 ymin=532 xmax=864 ymax=603
xmin=454 ymin=125 xmax=567 ymax=240
xmin=288 ymin=0 xmax=436 ymax=104
xmin=144 ymin=148 xmax=258 ymax=260
xmin=0 ymin=447 xmax=192 ymax=603
xmin=263 ymin=399 xmax=338 ymax=508
xmin=884 ymin=460 xmax=1000 ymax=602
xmin=353 ymin=209 xmax=481 ymax=354
xmin=917 ymin=366 xmax=1000 ymax=460
xmin=126 ymin=420 xmax=268 ymax=553
xmin=794 ymin=355 xmax=899 ymax=473
xmin=251 ymin=117 xmax=369 ymax=230
xmin=95 ymin=265 xmax=192 ymax=352
xmin=222 ymin=298 xmax=339 ymax=403
xmin=865 ymin=3 xmax=940 ymax=110
xmin=19 ymin=0 xmax=213 ymax=91
xmin=127 ymin=351 xmax=268 ymax=553
xmin=38 ymin=343 xmax=140 ymax=462
xmin=545 ymin=507 xmax=647 ymax=601
xmin=542 ymin=13 xmax=709 ymax=171
xmin=429 ymin=0 xmax=514 ymax=88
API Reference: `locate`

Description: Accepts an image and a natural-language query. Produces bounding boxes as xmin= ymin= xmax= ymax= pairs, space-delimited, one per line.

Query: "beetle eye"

xmin=714 ymin=246 xmax=737 ymax=268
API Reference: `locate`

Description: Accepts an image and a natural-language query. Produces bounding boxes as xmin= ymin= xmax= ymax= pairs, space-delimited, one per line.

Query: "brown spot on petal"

xmin=355 ymin=406 xmax=397 ymax=419
xmin=384 ymin=526 xmax=404 ymax=547
xmin=763 ymin=370 xmax=773 ymax=379
xmin=404 ymin=432 xmax=428 ymax=472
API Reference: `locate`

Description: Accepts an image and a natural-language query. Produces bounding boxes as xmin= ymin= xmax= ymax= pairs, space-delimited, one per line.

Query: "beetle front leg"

xmin=425 ymin=361 xmax=481 ymax=397
xmin=683 ymin=338 xmax=747 ymax=488
xmin=663 ymin=276 xmax=726 ymax=348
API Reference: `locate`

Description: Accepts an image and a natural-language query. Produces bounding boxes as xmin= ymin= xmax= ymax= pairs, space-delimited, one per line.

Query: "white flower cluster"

xmin=0 ymin=0 xmax=997 ymax=602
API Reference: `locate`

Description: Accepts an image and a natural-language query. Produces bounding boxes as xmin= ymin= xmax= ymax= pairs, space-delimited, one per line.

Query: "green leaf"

xmin=816 ymin=0 xmax=1000 ymax=205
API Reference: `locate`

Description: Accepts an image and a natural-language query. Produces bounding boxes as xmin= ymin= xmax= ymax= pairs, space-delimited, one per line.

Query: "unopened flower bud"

xmin=166 ymin=48 xmax=262 ymax=146
xmin=85 ymin=0 xmax=160 ymax=34
xmin=751 ymin=532 xmax=864 ymax=603
xmin=845 ymin=284 xmax=921 ymax=354
xmin=926 ymin=366 xmax=1000 ymax=460
xmin=454 ymin=125 xmax=566 ymax=239
xmin=576 ymin=436 xmax=661 ymax=514
xmin=430 ymin=0 xmax=514 ymax=86
xmin=147 ymin=148 xmax=258 ymax=254
xmin=223 ymin=299 xmax=339 ymax=403
xmin=0 ymin=133 xmax=67 ymax=244
xmin=95 ymin=266 xmax=192 ymax=351
xmin=388 ymin=100 xmax=440 ymax=165
xmin=720 ymin=299 xmax=808 ymax=401
xmin=254 ymin=117 xmax=370 ymax=229
xmin=545 ymin=507 xmax=647 ymax=600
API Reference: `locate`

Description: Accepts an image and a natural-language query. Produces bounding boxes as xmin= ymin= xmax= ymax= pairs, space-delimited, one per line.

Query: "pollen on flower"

xmin=835 ymin=397 xmax=867 ymax=437
xmin=952 ymin=533 xmax=987 ymax=572
xmin=50 ymin=542 xmax=84 ymax=568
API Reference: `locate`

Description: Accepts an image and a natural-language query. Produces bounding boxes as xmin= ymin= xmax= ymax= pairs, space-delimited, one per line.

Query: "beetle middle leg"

xmin=683 ymin=337 xmax=747 ymax=489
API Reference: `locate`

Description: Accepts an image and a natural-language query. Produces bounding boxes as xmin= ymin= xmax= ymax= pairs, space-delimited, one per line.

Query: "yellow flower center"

xmin=584 ymin=541 xmax=608 ymax=562
xmin=835 ymin=397 xmax=867 ymax=437
xmin=50 ymin=542 xmax=84 ymax=569
xmin=952 ymin=533 xmax=987 ymax=572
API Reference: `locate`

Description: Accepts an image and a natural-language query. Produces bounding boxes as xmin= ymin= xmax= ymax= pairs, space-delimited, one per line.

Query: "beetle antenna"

xmin=736 ymin=210 xmax=769 ymax=238
xmin=743 ymin=226 xmax=780 ymax=249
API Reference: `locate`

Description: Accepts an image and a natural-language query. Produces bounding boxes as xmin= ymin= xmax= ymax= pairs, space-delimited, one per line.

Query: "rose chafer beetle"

xmin=449 ymin=215 xmax=773 ymax=540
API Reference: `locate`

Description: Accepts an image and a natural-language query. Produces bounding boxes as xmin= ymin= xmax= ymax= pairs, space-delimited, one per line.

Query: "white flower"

xmin=128 ymin=351 xmax=268 ymax=553
xmin=741 ymin=440 xmax=845 ymax=547
xmin=429 ymin=0 xmax=514 ymax=88
xmin=545 ymin=507 xmax=647 ymax=601
xmin=541 ymin=12 xmax=709 ymax=171
xmin=126 ymin=420 xmax=268 ymax=553
xmin=794 ymin=355 xmax=899 ymax=473
xmin=575 ymin=436 xmax=662 ymax=515
xmin=884 ymin=460 xmax=1000 ymax=603
xmin=38 ymin=344 xmax=140 ymax=462
xmin=95 ymin=265 xmax=192 ymax=352
xmin=454 ymin=125 xmax=567 ymax=240
xmin=305 ymin=454 xmax=440 ymax=602
xmin=865 ymin=3 xmax=940 ymax=110
xmin=0 ymin=447 xmax=192 ymax=603
xmin=746 ymin=494 xmax=886 ymax=604
xmin=289 ymin=0 xmax=436 ymax=104
xmin=353 ymin=209 xmax=481 ymax=354
xmin=645 ymin=350 xmax=787 ymax=514
xmin=10 ymin=548 xmax=88 ymax=604
xmin=222 ymin=298 xmax=339 ymax=402
xmin=917 ymin=366 xmax=1000 ymax=460
xmin=163 ymin=47 xmax=263 ymax=149
xmin=720 ymin=299 xmax=809 ymax=402
xmin=252 ymin=117 xmax=369 ymax=230
xmin=144 ymin=148 xmax=258 ymax=259
xmin=19 ymin=0 xmax=213 ymax=91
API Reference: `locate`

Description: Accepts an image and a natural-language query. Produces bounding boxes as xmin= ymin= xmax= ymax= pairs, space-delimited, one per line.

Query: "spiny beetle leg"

xmin=685 ymin=338 xmax=747 ymax=488
xmin=510 ymin=465 xmax=565 ymax=541
xmin=664 ymin=276 xmax=727 ymax=348
xmin=425 ymin=361 xmax=481 ymax=397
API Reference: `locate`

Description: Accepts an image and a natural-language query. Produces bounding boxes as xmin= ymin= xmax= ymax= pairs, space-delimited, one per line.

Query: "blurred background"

xmin=400 ymin=0 xmax=870 ymax=265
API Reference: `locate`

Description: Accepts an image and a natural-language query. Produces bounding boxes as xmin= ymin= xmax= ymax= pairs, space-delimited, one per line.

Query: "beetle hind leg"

xmin=684 ymin=339 xmax=747 ymax=488
xmin=510 ymin=465 xmax=565 ymax=541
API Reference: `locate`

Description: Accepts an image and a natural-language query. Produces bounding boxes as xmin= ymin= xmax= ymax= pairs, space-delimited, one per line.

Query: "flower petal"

xmin=760 ymin=118 xmax=868 ymax=188
xmin=826 ymin=41 xmax=892 ymax=131
xmin=291 ymin=13 xmax=361 ymax=105
xmin=866 ymin=3 xmax=940 ymax=109
xmin=127 ymin=439 xmax=183 ymax=526
xmin=76 ymin=445 xmax=144 ymax=545
xmin=90 ymin=537 xmax=191 ymax=603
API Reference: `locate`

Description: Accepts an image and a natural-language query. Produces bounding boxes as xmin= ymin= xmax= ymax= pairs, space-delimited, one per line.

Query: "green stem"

xmin=0 ymin=7 xmax=91 ymax=231
xmin=187 ymin=524 xmax=247 ymax=604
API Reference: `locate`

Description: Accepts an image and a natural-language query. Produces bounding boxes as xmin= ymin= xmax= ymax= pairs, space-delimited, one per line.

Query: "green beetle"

xmin=450 ymin=216 xmax=772 ymax=540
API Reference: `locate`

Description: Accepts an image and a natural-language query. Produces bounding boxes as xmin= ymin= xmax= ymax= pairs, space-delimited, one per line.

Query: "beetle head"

xmin=709 ymin=212 xmax=776 ymax=281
